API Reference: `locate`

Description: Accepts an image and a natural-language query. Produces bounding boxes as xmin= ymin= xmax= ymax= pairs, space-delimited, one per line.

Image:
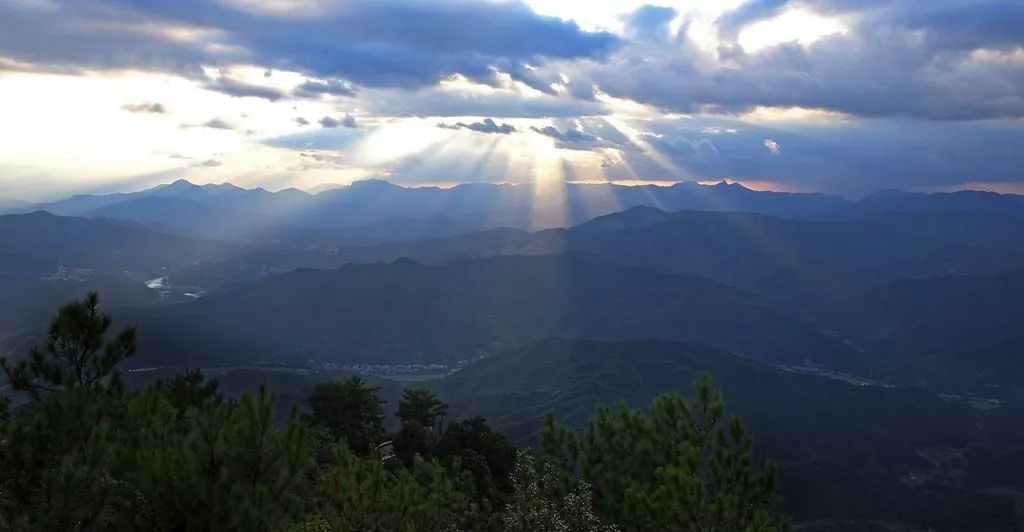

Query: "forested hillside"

xmin=0 ymin=294 xmax=785 ymax=531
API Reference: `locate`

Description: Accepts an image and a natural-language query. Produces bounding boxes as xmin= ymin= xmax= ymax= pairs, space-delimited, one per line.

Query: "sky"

xmin=0 ymin=0 xmax=1022 ymax=201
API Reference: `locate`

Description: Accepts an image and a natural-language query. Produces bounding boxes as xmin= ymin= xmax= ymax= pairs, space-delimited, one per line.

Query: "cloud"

xmin=550 ymin=2 xmax=1024 ymax=121
xmin=121 ymin=101 xmax=166 ymax=114
xmin=638 ymin=133 xmax=720 ymax=159
xmin=715 ymin=0 xmax=789 ymax=43
xmin=294 ymin=79 xmax=356 ymax=97
xmin=0 ymin=0 xmax=617 ymax=90
xmin=203 ymin=75 xmax=287 ymax=101
xmin=3 ymin=1 xmax=1022 ymax=121
xmin=363 ymin=84 xmax=607 ymax=118
xmin=592 ymin=114 xmax=1024 ymax=196
xmin=438 ymin=118 xmax=516 ymax=134
xmin=319 ymin=114 xmax=358 ymax=128
xmin=530 ymin=125 xmax=617 ymax=150
xmin=201 ymin=117 xmax=235 ymax=130
xmin=3 ymin=0 xmax=1024 ymax=198
xmin=193 ymin=158 xmax=223 ymax=167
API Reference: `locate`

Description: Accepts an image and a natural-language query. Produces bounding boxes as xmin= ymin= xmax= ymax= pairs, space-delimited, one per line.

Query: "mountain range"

xmin=5 ymin=178 xmax=1024 ymax=529
xmin=127 ymin=253 xmax=861 ymax=370
xmin=10 ymin=178 xmax=1024 ymax=242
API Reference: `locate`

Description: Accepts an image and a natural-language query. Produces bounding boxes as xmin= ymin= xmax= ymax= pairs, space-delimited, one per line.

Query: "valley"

xmin=4 ymin=180 xmax=1024 ymax=529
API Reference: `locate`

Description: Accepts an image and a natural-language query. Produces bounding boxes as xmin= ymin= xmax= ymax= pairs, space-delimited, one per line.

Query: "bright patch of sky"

xmin=1 ymin=0 xmax=1022 ymax=200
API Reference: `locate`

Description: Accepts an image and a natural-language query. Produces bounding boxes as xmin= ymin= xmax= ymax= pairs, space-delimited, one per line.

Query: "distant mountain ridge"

xmin=129 ymin=253 xmax=861 ymax=370
xmin=20 ymin=178 xmax=1024 ymax=241
xmin=286 ymin=206 xmax=1024 ymax=316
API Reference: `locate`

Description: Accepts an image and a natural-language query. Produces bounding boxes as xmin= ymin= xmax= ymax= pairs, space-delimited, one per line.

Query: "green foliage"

xmin=0 ymin=395 xmax=8 ymax=426
xmin=307 ymin=377 xmax=385 ymax=455
xmin=0 ymin=378 xmax=314 ymax=531
xmin=315 ymin=444 xmax=478 ymax=531
xmin=0 ymin=291 xmax=136 ymax=400
xmin=161 ymin=368 xmax=222 ymax=412
xmin=541 ymin=373 xmax=787 ymax=531
xmin=397 ymin=387 xmax=448 ymax=428
xmin=435 ymin=416 xmax=519 ymax=504
xmin=502 ymin=451 xmax=616 ymax=532
xmin=0 ymin=295 xmax=790 ymax=531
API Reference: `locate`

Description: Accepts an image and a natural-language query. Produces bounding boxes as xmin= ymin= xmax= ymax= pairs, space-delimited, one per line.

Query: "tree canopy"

xmin=0 ymin=294 xmax=788 ymax=531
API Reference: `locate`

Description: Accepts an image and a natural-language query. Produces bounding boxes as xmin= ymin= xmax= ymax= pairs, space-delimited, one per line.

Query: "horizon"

xmin=3 ymin=1 xmax=1024 ymax=202
xmin=7 ymin=176 xmax=1024 ymax=206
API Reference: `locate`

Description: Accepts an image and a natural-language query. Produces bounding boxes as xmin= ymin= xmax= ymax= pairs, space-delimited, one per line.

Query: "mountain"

xmin=21 ymin=179 xmax=852 ymax=239
xmin=847 ymin=189 xmax=1024 ymax=219
xmin=84 ymin=196 xmax=285 ymax=240
xmin=146 ymin=205 xmax=1024 ymax=320
xmin=25 ymin=179 xmax=312 ymax=239
xmin=0 ymin=211 xmax=238 ymax=342
xmin=560 ymin=209 xmax=1024 ymax=304
xmin=306 ymin=207 xmax=1024 ymax=316
xmin=129 ymin=253 xmax=860 ymax=370
xmin=820 ymin=270 xmax=1024 ymax=396
xmin=433 ymin=337 xmax=1024 ymax=529
xmin=0 ymin=211 xmax=232 ymax=276
xmin=24 ymin=179 xmax=1024 ymax=245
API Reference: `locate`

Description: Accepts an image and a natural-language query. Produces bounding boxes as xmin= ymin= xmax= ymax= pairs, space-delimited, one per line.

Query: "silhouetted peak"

xmin=713 ymin=180 xmax=751 ymax=191
xmin=200 ymin=182 xmax=245 ymax=193
xmin=160 ymin=178 xmax=199 ymax=190
xmin=348 ymin=179 xmax=401 ymax=191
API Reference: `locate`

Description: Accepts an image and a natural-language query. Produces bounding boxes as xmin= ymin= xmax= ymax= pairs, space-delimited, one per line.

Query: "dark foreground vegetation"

xmin=0 ymin=293 xmax=785 ymax=531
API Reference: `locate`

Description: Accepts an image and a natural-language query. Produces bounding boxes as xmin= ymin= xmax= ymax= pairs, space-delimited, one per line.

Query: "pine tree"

xmin=162 ymin=368 xmax=222 ymax=413
xmin=541 ymin=373 xmax=787 ymax=531
xmin=307 ymin=377 xmax=386 ymax=455
xmin=0 ymin=291 xmax=136 ymax=400
xmin=0 ymin=395 xmax=9 ymax=426
xmin=316 ymin=444 xmax=477 ymax=531
xmin=397 ymin=388 xmax=448 ymax=428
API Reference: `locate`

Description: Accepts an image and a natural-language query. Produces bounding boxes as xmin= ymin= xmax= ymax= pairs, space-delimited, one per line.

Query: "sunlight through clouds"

xmin=1 ymin=0 xmax=1023 ymax=199
xmin=737 ymin=8 xmax=848 ymax=52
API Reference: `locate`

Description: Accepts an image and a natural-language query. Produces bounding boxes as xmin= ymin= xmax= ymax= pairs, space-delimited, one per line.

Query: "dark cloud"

xmin=3 ymin=1 xmax=1021 ymax=121
xmin=0 ymin=0 xmax=616 ymax=90
xmin=530 ymin=125 xmax=617 ymax=150
xmin=623 ymin=5 xmax=679 ymax=41
xmin=294 ymin=79 xmax=356 ymax=97
xmin=319 ymin=114 xmax=357 ymax=128
xmin=295 ymin=116 xmax=310 ymax=126
xmin=438 ymin=118 xmax=516 ymax=134
xmin=595 ymin=115 xmax=1024 ymax=196
xmin=122 ymin=101 xmax=166 ymax=114
xmin=555 ymin=1 xmax=1024 ymax=120
xmin=203 ymin=76 xmax=287 ymax=101
xmin=715 ymin=0 xmax=788 ymax=42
